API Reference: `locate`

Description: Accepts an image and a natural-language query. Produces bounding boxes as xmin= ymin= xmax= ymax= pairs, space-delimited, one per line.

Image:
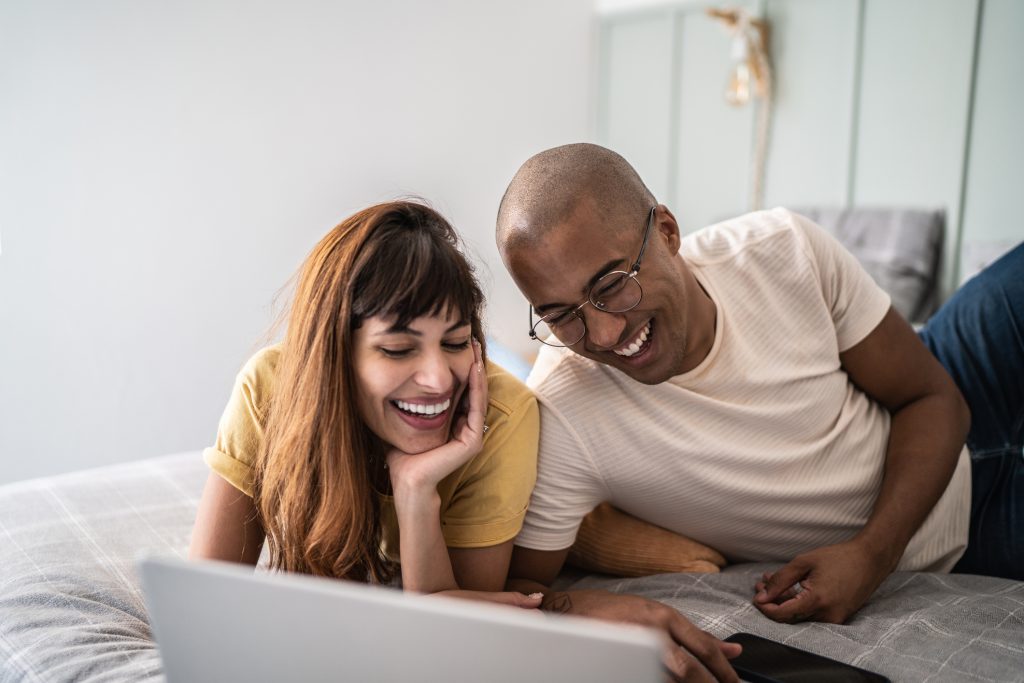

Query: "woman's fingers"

xmin=467 ymin=338 xmax=487 ymax=433
xmin=433 ymin=589 xmax=544 ymax=610
xmin=452 ymin=338 xmax=487 ymax=447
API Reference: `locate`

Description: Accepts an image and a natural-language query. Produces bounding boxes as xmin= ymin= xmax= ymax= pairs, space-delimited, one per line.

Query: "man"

xmin=496 ymin=143 xmax=1022 ymax=682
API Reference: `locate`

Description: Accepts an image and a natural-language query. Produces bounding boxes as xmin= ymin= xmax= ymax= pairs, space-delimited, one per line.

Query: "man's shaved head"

xmin=495 ymin=143 xmax=709 ymax=384
xmin=496 ymin=143 xmax=655 ymax=258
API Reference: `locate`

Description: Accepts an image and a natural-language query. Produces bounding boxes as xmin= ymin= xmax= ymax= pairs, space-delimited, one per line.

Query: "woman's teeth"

xmin=393 ymin=398 xmax=451 ymax=416
xmin=614 ymin=322 xmax=651 ymax=357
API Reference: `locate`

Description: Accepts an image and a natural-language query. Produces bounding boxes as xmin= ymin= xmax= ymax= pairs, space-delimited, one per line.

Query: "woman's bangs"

xmin=383 ymin=264 xmax=476 ymax=329
xmin=352 ymin=232 xmax=479 ymax=329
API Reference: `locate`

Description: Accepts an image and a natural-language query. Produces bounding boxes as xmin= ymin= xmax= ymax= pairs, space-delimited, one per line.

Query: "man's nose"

xmin=583 ymin=307 xmax=628 ymax=350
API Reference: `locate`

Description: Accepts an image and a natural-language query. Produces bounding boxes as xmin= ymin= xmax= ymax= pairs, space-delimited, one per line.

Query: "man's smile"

xmin=614 ymin=320 xmax=652 ymax=357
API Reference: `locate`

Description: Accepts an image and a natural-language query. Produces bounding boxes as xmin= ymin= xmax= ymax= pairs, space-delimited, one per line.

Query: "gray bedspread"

xmin=1 ymin=452 xmax=1021 ymax=682
xmin=560 ymin=571 xmax=1024 ymax=682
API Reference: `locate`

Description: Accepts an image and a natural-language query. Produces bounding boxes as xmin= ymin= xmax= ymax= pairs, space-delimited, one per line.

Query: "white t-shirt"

xmin=519 ymin=208 xmax=970 ymax=572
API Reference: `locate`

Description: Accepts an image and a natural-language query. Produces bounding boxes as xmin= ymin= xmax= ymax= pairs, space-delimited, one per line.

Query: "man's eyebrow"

xmin=534 ymin=258 xmax=625 ymax=314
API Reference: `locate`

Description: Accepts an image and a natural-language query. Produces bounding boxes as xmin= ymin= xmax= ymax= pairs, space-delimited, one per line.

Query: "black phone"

xmin=725 ymin=633 xmax=891 ymax=683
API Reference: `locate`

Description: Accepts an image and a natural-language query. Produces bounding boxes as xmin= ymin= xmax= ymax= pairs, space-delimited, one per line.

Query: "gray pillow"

xmin=793 ymin=207 xmax=945 ymax=324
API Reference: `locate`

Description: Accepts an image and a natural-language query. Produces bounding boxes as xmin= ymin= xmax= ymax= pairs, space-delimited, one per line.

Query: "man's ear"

xmin=655 ymin=204 xmax=682 ymax=253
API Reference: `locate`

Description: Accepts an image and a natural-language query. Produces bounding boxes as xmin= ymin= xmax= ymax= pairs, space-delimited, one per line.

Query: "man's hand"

xmin=752 ymin=539 xmax=896 ymax=624
xmin=541 ymin=589 xmax=741 ymax=682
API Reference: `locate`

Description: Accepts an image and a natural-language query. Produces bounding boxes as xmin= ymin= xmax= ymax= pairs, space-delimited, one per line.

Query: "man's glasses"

xmin=528 ymin=206 xmax=656 ymax=348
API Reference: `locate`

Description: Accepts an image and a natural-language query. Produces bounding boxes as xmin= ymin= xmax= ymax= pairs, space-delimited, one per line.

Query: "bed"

xmin=1 ymin=451 xmax=1021 ymax=682
xmin=4 ymin=210 xmax=1021 ymax=682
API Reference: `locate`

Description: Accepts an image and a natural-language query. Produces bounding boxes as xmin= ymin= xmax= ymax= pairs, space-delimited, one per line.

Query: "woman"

xmin=190 ymin=200 xmax=540 ymax=602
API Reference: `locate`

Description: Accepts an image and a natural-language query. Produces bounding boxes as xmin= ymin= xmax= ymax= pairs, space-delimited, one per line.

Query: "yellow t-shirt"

xmin=203 ymin=345 xmax=539 ymax=560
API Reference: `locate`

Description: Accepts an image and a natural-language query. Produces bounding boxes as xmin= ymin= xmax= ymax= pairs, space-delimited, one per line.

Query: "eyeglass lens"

xmin=533 ymin=271 xmax=642 ymax=346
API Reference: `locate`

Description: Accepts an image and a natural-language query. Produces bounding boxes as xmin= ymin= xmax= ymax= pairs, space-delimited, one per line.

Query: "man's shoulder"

xmin=526 ymin=345 xmax=616 ymax=400
xmin=682 ymin=207 xmax=807 ymax=265
xmin=525 ymin=344 xmax=570 ymax=388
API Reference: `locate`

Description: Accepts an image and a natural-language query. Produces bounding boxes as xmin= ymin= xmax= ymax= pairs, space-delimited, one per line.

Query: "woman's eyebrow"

xmin=375 ymin=323 xmax=417 ymax=336
xmin=374 ymin=319 xmax=470 ymax=336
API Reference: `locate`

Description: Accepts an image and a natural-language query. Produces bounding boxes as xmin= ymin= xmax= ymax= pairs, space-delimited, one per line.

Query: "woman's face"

xmin=352 ymin=310 xmax=475 ymax=455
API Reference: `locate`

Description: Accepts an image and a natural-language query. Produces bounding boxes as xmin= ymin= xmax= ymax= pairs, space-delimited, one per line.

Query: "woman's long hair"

xmin=253 ymin=201 xmax=486 ymax=582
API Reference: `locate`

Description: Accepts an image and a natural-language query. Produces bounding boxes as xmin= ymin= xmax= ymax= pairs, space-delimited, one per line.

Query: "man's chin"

xmin=579 ymin=350 xmax=661 ymax=385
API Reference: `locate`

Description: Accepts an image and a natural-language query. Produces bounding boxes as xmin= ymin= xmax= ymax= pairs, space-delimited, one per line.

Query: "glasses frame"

xmin=528 ymin=205 xmax=657 ymax=347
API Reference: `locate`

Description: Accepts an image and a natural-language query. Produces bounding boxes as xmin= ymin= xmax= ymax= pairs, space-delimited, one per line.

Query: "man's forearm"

xmin=857 ymin=392 xmax=969 ymax=564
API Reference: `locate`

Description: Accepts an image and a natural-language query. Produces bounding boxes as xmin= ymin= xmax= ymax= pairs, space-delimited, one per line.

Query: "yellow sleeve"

xmin=202 ymin=346 xmax=280 ymax=497
xmin=439 ymin=361 xmax=540 ymax=548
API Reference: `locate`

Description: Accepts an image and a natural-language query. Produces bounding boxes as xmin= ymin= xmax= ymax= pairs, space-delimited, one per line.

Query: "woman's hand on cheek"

xmin=387 ymin=339 xmax=487 ymax=497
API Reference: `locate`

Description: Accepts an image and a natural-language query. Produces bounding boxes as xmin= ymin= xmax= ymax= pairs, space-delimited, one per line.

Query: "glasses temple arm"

xmin=630 ymin=206 xmax=657 ymax=273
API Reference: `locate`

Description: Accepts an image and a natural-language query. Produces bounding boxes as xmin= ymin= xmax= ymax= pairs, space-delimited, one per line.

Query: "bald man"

xmin=497 ymin=143 xmax=1023 ymax=682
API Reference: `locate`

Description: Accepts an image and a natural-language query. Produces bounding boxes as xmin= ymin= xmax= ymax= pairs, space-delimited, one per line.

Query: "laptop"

xmin=139 ymin=556 xmax=663 ymax=683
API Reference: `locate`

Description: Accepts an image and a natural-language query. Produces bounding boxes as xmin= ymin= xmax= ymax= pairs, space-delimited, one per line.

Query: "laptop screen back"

xmin=139 ymin=557 xmax=663 ymax=683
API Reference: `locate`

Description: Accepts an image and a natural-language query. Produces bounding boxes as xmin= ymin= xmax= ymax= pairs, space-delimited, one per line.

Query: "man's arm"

xmin=755 ymin=306 xmax=970 ymax=624
xmin=508 ymin=545 xmax=741 ymax=683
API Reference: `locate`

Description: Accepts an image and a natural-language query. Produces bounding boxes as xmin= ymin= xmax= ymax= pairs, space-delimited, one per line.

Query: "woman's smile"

xmin=389 ymin=393 xmax=455 ymax=431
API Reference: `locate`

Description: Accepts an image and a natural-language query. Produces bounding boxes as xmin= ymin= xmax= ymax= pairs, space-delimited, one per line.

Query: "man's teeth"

xmin=394 ymin=398 xmax=451 ymax=416
xmin=614 ymin=322 xmax=651 ymax=357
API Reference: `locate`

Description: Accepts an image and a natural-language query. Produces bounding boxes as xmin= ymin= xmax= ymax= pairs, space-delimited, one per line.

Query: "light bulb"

xmin=725 ymin=33 xmax=752 ymax=106
xmin=725 ymin=60 xmax=751 ymax=106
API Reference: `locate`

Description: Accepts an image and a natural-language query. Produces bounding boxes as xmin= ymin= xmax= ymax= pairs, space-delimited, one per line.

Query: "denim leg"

xmin=917 ymin=242 xmax=1024 ymax=580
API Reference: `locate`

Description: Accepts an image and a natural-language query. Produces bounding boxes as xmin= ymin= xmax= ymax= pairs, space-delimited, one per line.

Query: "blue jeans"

xmin=917 ymin=242 xmax=1024 ymax=580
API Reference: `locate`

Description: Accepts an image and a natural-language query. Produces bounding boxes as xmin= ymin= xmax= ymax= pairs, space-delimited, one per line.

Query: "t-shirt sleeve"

xmin=439 ymin=367 xmax=540 ymax=548
xmin=202 ymin=350 xmax=275 ymax=498
xmin=514 ymin=397 xmax=609 ymax=552
xmin=789 ymin=210 xmax=892 ymax=352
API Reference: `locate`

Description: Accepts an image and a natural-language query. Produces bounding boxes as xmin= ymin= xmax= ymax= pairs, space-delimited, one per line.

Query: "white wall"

xmin=0 ymin=0 xmax=596 ymax=484
xmin=596 ymin=0 xmax=1024 ymax=294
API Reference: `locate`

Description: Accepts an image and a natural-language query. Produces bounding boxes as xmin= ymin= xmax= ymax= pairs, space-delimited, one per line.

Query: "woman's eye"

xmin=380 ymin=347 xmax=413 ymax=358
xmin=443 ymin=339 xmax=471 ymax=352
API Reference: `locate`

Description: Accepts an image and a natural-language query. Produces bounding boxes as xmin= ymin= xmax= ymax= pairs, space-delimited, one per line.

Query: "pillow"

xmin=567 ymin=503 xmax=727 ymax=577
xmin=792 ymin=207 xmax=945 ymax=324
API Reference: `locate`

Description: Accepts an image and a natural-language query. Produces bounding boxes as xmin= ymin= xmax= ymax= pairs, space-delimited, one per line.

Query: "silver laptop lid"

xmin=139 ymin=556 xmax=663 ymax=683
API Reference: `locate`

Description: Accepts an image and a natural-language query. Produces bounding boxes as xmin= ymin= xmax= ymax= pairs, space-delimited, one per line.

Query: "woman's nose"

xmin=413 ymin=351 xmax=453 ymax=393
